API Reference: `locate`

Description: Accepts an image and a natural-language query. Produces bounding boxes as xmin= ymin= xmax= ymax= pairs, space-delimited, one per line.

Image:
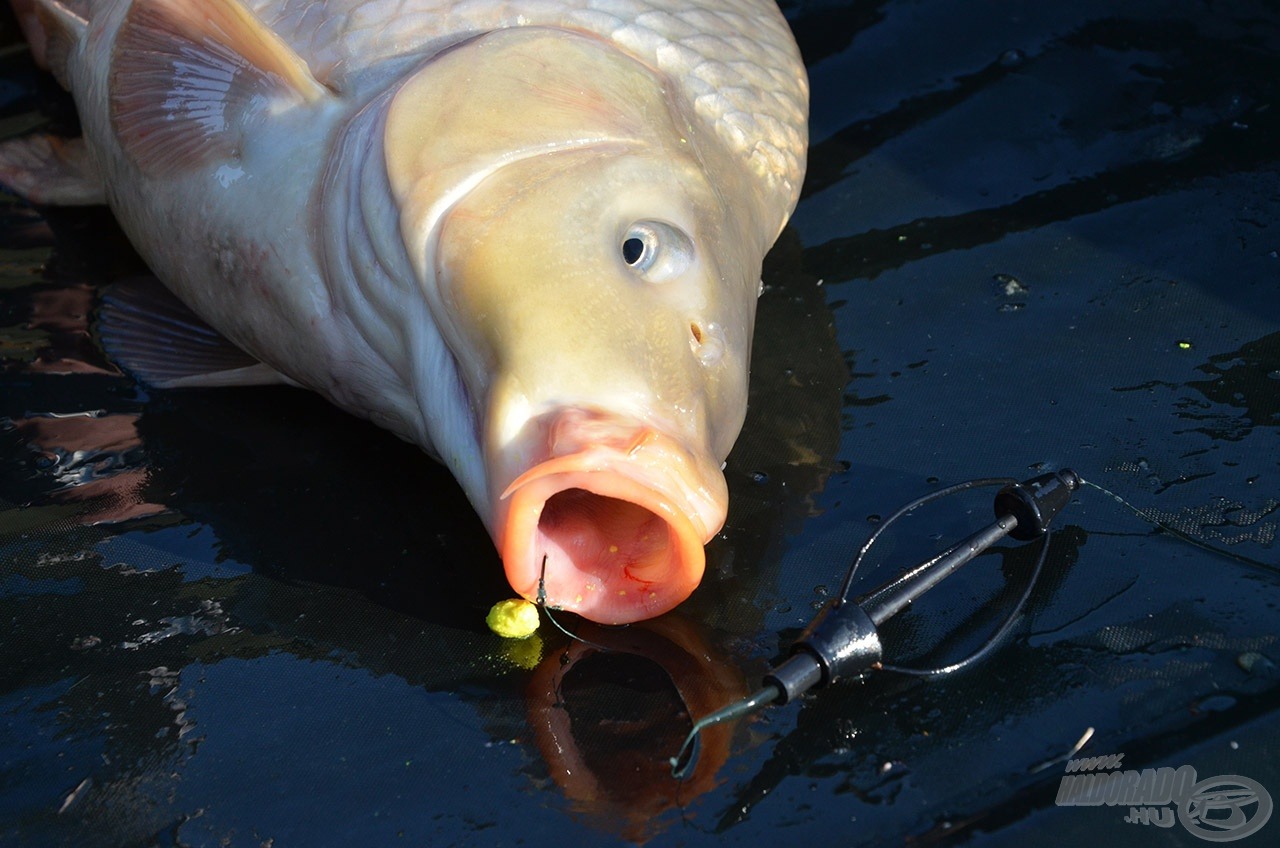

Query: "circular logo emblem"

xmin=1178 ymin=774 xmax=1272 ymax=842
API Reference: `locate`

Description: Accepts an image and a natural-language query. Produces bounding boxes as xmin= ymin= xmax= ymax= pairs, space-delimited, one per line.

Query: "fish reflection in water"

xmin=0 ymin=183 xmax=847 ymax=843
xmin=3 ymin=273 xmax=161 ymax=524
xmin=527 ymin=615 xmax=749 ymax=841
xmin=0 ymin=546 xmax=749 ymax=843
xmin=7 ymin=413 xmax=163 ymax=524
xmin=1 ymin=0 xmax=811 ymax=624
xmin=0 ymin=0 xmax=839 ymax=820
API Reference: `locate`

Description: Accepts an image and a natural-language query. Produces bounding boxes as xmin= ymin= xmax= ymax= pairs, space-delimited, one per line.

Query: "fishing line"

xmin=1029 ymin=726 xmax=1096 ymax=775
xmin=1080 ymin=479 xmax=1277 ymax=573
xmin=841 ymin=476 xmax=1048 ymax=679
xmin=670 ymin=467 xmax=1278 ymax=779
xmin=838 ymin=476 xmax=1017 ymax=602
xmin=671 ymin=684 xmax=779 ymax=778
xmin=878 ymin=527 xmax=1051 ymax=678
xmin=670 ymin=471 xmax=1070 ymax=778
xmin=522 ymin=470 xmax=1273 ymax=780
xmin=670 ymin=470 xmax=1080 ymax=778
xmin=535 ymin=554 xmax=614 ymax=653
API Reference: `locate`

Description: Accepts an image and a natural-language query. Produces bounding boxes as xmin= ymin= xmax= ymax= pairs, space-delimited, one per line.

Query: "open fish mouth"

xmin=496 ymin=411 xmax=727 ymax=624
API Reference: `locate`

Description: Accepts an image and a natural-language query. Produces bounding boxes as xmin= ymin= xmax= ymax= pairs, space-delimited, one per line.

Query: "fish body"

xmin=4 ymin=0 xmax=808 ymax=622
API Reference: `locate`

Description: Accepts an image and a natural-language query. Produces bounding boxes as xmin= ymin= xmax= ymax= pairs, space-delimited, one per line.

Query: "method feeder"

xmin=672 ymin=468 xmax=1081 ymax=776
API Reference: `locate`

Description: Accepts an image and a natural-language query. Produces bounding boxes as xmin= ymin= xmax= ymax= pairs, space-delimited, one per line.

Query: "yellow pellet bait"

xmin=486 ymin=598 xmax=540 ymax=639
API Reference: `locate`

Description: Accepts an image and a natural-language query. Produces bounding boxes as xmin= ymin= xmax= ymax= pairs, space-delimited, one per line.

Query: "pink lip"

xmin=494 ymin=412 xmax=726 ymax=624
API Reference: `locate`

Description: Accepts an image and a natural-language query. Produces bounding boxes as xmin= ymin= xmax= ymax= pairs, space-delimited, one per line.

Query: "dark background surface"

xmin=2 ymin=1 xmax=1278 ymax=845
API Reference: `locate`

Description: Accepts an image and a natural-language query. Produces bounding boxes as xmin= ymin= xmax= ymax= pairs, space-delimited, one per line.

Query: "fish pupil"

xmin=622 ymin=237 xmax=646 ymax=265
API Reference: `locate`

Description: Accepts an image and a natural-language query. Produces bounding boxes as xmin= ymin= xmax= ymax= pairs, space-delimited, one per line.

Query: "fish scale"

xmin=250 ymin=0 xmax=808 ymax=210
xmin=1 ymin=0 xmax=808 ymax=624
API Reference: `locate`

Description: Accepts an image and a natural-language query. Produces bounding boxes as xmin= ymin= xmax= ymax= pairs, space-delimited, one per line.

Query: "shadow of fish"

xmin=0 ymin=0 xmax=809 ymax=623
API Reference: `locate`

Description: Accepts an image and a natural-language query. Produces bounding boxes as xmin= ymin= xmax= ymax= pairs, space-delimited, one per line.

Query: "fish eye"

xmin=620 ymin=221 xmax=693 ymax=281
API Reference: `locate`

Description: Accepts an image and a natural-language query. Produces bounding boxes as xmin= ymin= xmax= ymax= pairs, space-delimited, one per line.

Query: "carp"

xmin=1 ymin=0 xmax=808 ymax=623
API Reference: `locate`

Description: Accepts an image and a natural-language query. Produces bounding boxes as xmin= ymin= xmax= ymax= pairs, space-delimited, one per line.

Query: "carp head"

xmin=384 ymin=27 xmax=796 ymax=624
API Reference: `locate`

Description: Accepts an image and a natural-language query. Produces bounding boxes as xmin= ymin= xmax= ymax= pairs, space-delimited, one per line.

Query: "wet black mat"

xmin=2 ymin=1 xmax=1278 ymax=845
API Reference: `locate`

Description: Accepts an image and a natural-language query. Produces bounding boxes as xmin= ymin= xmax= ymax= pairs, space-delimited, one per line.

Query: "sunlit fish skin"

xmin=2 ymin=0 xmax=808 ymax=623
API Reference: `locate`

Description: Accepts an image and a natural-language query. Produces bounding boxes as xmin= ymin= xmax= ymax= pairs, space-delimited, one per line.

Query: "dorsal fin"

xmin=110 ymin=0 xmax=331 ymax=176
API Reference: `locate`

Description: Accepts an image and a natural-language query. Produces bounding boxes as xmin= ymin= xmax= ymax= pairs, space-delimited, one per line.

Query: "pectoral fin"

xmin=0 ymin=135 xmax=105 ymax=205
xmin=99 ymin=278 xmax=295 ymax=389
xmin=110 ymin=0 xmax=331 ymax=176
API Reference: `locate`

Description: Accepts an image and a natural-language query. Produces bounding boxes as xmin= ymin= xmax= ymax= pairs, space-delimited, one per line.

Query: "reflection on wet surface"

xmin=527 ymin=616 xmax=749 ymax=842
xmin=3 ymin=0 xmax=1280 ymax=845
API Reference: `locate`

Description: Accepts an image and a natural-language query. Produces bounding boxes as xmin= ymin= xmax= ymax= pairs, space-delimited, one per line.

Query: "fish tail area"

xmin=0 ymin=0 xmax=101 ymax=205
xmin=497 ymin=416 xmax=727 ymax=625
xmin=0 ymin=134 xmax=105 ymax=205
xmin=10 ymin=0 xmax=87 ymax=85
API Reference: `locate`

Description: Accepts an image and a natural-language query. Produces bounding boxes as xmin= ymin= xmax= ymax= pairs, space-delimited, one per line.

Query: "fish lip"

xmin=494 ymin=411 xmax=726 ymax=625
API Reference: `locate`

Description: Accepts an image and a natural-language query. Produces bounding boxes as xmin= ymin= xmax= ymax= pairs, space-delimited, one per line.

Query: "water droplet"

xmin=1237 ymin=651 xmax=1278 ymax=677
xmin=998 ymin=48 xmax=1025 ymax=67
xmin=814 ymin=584 xmax=829 ymax=597
xmin=867 ymin=514 xmax=881 ymax=524
xmin=1193 ymin=694 xmax=1238 ymax=713
xmin=750 ymin=470 xmax=769 ymax=484
xmin=993 ymin=273 xmax=1028 ymax=296
xmin=997 ymin=302 xmax=1026 ymax=313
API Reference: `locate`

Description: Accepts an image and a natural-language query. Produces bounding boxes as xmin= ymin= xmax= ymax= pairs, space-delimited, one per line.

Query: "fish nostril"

xmin=689 ymin=321 xmax=724 ymax=366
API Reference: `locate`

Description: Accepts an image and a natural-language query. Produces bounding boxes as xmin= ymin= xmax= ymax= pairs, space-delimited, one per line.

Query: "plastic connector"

xmin=994 ymin=469 xmax=1080 ymax=541
xmin=764 ymin=600 xmax=882 ymax=703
